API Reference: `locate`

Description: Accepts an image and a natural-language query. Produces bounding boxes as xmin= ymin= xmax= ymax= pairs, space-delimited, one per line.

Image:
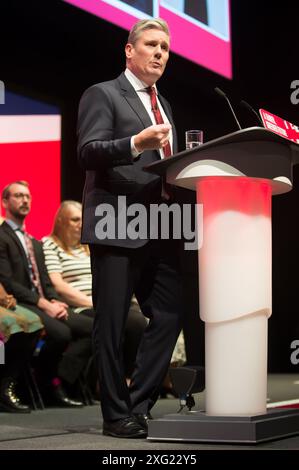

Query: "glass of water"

xmin=185 ymin=130 xmax=203 ymax=149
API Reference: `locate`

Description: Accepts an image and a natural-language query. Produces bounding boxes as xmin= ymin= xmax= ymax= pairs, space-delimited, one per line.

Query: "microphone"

xmin=240 ymin=100 xmax=263 ymax=125
xmin=214 ymin=87 xmax=242 ymax=130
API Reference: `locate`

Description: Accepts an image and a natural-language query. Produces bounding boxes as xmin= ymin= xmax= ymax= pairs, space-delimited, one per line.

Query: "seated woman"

xmin=0 ymin=282 xmax=43 ymax=412
xmin=42 ymin=201 xmax=147 ymax=378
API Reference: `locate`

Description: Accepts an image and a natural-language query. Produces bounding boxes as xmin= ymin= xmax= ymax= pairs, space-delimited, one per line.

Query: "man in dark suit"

xmin=0 ymin=180 xmax=94 ymax=407
xmin=77 ymin=18 xmax=182 ymax=438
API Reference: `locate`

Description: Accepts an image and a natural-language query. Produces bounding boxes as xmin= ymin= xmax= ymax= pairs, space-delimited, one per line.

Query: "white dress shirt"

xmin=5 ymin=218 xmax=28 ymax=256
xmin=124 ymin=68 xmax=173 ymax=159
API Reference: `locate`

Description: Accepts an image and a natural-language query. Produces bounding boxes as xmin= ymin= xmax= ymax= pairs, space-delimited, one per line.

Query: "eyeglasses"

xmin=11 ymin=193 xmax=32 ymax=200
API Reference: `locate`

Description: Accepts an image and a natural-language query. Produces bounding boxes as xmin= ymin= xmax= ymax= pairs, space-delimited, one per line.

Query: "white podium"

xmin=145 ymin=127 xmax=299 ymax=443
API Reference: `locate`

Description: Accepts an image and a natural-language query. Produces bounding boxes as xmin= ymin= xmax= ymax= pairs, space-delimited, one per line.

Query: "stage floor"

xmin=0 ymin=374 xmax=299 ymax=450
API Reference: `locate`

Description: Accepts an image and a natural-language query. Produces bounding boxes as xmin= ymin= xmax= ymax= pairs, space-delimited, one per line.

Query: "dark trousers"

xmin=90 ymin=239 xmax=183 ymax=421
xmin=20 ymin=305 xmax=93 ymax=384
xmin=0 ymin=331 xmax=39 ymax=380
xmin=81 ymin=306 xmax=147 ymax=378
xmin=123 ymin=304 xmax=147 ymax=378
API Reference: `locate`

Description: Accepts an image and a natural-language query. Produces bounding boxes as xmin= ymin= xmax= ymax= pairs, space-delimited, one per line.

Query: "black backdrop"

xmin=1 ymin=0 xmax=299 ymax=371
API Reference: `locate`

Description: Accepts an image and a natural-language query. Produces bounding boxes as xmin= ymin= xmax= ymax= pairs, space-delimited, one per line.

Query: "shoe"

xmin=103 ymin=416 xmax=147 ymax=438
xmin=0 ymin=378 xmax=31 ymax=413
xmin=133 ymin=412 xmax=153 ymax=430
xmin=52 ymin=384 xmax=84 ymax=408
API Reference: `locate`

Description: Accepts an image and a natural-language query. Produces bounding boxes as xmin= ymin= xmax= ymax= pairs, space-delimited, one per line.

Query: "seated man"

xmin=0 ymin=181 xmax=94 ymax=407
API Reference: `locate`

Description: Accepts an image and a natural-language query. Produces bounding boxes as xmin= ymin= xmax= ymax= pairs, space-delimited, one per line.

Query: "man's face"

xmin=126 ymin=28 xmax=170 ymax=85
xmin=2 ymin=183 xmax=31 ymax=221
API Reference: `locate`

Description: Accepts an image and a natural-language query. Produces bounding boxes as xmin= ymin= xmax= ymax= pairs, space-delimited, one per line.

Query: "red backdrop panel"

xmin=0 ymin=140 xmax=61 ymax=240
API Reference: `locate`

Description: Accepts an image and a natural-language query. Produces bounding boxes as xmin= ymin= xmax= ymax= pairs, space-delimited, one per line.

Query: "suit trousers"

xmin=0 ymin=331 xmax=39 ymax=380
xmin=20 ymin=305 xmax=93 ymax=384
xmin=90 ymin=239 xmax=183 ymax=421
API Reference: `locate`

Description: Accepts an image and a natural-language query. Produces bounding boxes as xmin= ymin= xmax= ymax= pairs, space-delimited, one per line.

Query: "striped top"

xmin=42 ymin=237 xmax=92 ymax=305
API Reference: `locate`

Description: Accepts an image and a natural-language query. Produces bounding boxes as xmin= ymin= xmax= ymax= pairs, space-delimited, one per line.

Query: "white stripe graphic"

xmin=0 ymin=115 xmax=61 ymax=143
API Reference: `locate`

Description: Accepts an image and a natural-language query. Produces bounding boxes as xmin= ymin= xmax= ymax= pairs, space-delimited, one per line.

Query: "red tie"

xmin=23 ymin=231 xmax=45 ymax=298
xmin=147 ymin=86 xmax=172 ymax=199
xmin=147 ymin=86 xmax=172 ymax=158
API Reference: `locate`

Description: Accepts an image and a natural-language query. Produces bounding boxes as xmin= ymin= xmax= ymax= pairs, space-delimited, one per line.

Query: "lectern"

xmin=145 ymin=127 xmax=299 ymax=443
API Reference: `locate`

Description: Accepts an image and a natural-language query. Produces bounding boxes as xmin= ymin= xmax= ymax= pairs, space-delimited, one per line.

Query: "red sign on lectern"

xmin=260 ymin=109 xmax=299 ymax=144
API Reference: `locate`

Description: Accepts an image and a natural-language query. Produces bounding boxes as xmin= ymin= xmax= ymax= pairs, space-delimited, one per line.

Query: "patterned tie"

xmin=146 ymin=86 xmax=172 ymax=158
xmin=146 ymin=86 xmax=172 ymax=199
xmin=22 ymin=231 xmax=45 ymax=298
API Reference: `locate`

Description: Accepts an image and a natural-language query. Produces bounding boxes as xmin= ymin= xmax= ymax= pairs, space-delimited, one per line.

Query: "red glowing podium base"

xmin=144 ymin=127 xmax=299 ymax=443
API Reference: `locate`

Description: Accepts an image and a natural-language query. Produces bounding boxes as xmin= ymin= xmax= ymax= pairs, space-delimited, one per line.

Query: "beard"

xmin=10 ymin=206 xmax=30 ymax=222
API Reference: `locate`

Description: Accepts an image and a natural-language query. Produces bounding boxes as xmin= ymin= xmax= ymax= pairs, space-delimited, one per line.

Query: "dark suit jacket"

xmin=0 ymin=221 xmax=59 ymax=305
xmin=77 ymin=72 xmax=178 ymax=248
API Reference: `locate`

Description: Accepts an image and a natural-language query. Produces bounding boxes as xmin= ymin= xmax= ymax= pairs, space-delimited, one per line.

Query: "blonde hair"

xmin=51 ymin=200 xmax=89 ymax=255
xmin=127 ymin=18 xmax=170 ymax=45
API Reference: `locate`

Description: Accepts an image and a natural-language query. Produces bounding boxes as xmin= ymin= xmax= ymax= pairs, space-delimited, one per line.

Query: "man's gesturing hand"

xmin=134 ymin=124 xmax=171 ymax=153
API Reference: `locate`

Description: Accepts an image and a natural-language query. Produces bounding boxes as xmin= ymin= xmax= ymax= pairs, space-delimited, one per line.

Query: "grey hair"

xmin=127 ymin=18 xmax=170 ymax=45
